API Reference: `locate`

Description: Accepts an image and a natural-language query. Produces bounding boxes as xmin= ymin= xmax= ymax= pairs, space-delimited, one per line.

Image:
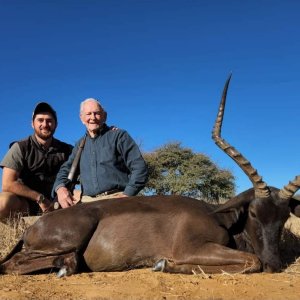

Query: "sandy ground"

xmin=0 ymin=268 xmax=300 ymax=300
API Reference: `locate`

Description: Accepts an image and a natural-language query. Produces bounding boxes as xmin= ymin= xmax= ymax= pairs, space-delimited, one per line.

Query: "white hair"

xmin=80 ymin=98 xmax=105 ymax=114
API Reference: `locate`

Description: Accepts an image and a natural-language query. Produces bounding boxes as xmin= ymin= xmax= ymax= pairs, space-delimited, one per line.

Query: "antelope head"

xmin=212 ymin=75 xmax=300 ymax=272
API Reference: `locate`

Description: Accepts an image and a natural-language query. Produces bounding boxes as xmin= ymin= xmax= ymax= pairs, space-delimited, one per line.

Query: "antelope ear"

xmin=213 ymin=188 xmax=255 ymax=214
xmin=289 ymin=198 xmax=300 ymax=217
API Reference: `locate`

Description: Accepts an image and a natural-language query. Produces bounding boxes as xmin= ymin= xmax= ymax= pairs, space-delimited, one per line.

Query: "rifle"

xmin=67 ymin=133 xmax=87 ymax=191
xmin=53 ymin=134 xmax=87 ymax=210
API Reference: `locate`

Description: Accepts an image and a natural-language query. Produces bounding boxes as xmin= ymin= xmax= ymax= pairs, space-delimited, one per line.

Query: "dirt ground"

xmin=0 ymin=215 xmax=300 ymax=299
xmin=0 ymin=268 xmax=300 ymax=300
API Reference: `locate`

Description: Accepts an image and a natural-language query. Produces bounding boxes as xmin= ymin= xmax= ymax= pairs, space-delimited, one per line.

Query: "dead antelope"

xmin=1 ymin=75 xmax=300 ymax=276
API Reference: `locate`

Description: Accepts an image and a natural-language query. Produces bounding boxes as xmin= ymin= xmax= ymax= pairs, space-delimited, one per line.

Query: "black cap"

xmin=32 ymin=102 xmax=57 ymax=123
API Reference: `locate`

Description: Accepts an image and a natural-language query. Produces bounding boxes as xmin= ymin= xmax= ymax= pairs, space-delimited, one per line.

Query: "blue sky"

xmin=0 ymin=0 xmax=299 ymax=195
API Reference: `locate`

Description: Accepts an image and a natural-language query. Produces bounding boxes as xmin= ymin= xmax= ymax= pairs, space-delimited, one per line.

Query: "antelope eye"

xmin=249 ymin=210 xmax=257 ymax=218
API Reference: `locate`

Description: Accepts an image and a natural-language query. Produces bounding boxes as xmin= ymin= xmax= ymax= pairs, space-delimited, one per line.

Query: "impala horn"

xmin=212 ymin=74 xmax=270 ymax=199
xmin=278 ymin=176 xmax=300 ymax=200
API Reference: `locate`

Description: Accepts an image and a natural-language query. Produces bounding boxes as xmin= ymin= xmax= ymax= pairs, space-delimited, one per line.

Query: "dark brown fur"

xmin=1 ymin=190 xmax=299 ymax=276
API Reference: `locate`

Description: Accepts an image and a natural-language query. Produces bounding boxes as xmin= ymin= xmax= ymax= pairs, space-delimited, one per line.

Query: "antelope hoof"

xmin=57 ymin=267 xmax=67 ymax=278
xmin=152 ymin=259 xmax=167 ymax=272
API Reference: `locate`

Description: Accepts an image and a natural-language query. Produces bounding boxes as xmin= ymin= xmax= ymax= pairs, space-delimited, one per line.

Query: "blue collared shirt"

xmin=53 ymin=125 xmax=148 ymax=197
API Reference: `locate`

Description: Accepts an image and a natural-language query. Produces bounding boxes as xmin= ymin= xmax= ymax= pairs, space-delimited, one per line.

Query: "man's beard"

xmin=35 ymin=128 xmax=55 ymax=141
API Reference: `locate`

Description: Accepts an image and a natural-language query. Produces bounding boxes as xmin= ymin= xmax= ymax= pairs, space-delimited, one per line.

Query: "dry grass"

xmin=282 ymin=214 xmax=300 ymax=272
xmin=0 ymin=215 xmax=28 ymax=260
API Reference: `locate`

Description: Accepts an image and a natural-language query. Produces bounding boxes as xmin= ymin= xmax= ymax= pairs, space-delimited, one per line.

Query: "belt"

xmin=94 ymin=189 xmax=121 ymax=197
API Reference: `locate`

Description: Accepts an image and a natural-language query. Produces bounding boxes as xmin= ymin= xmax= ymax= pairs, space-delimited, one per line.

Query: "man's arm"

xmin=1 ymin=143 xmax=53 ymax=212
xmin=2 ymin=167 xmax=52 ymax=212
xmin=117 ymin=131 xmax=149 ymax=196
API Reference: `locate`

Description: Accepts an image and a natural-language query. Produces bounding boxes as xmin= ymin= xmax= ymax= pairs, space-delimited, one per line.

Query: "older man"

xmin=53 ymin=98 xmax=148 ymax=208
xmin=0 ymin=102 xmax=73 ymax=219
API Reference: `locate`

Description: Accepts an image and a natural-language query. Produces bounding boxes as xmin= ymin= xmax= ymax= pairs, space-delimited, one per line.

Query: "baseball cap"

xmin=32 ymin=102 xmax=57 ymax=123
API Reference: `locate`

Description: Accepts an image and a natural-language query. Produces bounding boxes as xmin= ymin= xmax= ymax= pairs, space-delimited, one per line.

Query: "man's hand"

xmin=56 ymin=186 xmax=76 ymax=208
xmin=40 ymin=199 xmax=55 ymax=213
xmin=35 ymin=195 xmax=54 ymax=213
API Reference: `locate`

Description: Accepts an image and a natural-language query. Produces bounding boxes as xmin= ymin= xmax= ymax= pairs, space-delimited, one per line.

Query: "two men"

xmin=0 ymin=99 xmax=148 ymax=219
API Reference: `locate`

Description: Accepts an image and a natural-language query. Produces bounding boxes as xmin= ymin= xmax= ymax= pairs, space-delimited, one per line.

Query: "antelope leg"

xmin=154 ymin=243 xmax=262 ymax=274
xmin=0 ymin=250 xmax=78 ymax=275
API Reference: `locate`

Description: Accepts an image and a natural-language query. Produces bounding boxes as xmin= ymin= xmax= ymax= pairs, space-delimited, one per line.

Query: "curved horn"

xmin=212 ymin=74 xmax=270 ymax=199
xmin=279 ymin=176 xmax=300 ymax=200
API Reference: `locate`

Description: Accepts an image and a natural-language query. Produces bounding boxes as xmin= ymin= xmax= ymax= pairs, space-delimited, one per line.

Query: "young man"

xmin=0 ymin=102 xmax=73 ymax=220
xmin=53 ymin=98 xmax=148 ymax=208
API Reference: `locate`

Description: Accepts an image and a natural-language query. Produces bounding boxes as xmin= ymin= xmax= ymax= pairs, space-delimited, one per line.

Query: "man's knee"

xmin=0 ymin=192 xmax=29 ymax=220
xmin=0 ymin=191 xmax=16 ymax=210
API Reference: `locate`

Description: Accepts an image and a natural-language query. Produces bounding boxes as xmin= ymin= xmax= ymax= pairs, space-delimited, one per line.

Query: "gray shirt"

xmin=0 ymin=143 xmax=23 ymax=172
xmin=1 ymin=135 xmax=73 ymax=199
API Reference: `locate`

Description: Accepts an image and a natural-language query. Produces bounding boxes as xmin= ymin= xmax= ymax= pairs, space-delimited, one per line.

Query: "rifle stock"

xmin=67 ymin=134 xmax=87 ymax=189
xmin=53 ymin=134 xmax=87 ymax=210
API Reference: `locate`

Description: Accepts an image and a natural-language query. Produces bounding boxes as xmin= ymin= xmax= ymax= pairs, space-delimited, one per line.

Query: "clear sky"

xmin=0 ymin=0 xmax=299 ymax=195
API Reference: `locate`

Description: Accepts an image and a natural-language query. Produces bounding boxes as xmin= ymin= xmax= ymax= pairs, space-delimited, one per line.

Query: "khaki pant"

xmin=81 ymin=192 xmax=124 ymax=203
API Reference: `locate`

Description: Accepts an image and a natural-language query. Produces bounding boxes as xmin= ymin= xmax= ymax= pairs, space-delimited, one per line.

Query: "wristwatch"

xmin=37 ymin=194 xmax=46 ymax=205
